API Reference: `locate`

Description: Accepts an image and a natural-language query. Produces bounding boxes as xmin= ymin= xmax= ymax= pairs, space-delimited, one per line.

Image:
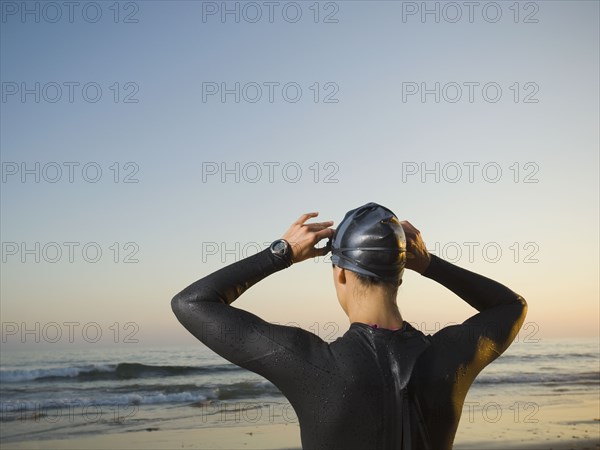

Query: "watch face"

xmin=273 ymin=240 xmax=286 ymax=253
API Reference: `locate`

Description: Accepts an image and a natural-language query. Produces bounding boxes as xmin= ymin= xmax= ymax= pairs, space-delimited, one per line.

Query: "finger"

xmin=313 ymin=228 xmax=335 ymax=241
xmin=295 ymin=212 xmax=319 ymax=225
xmin=305 ymin=221 xmax=334 ymax=230
xmin=314 ymin=245 xmax=330 ymax=257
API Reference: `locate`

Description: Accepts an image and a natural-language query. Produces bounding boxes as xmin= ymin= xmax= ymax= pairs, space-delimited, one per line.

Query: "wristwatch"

xmin=270 ymin=239 xmax=292 ymax=264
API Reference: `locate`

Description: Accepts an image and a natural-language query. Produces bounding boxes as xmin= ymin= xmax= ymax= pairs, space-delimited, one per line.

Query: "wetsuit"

xmin=171 ymin=248 xmax=527 ymax=450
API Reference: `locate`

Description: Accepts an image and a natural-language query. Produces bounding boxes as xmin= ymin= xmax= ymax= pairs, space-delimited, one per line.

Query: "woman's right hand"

xmin=400 ymin=220 xmax=432 ymax=274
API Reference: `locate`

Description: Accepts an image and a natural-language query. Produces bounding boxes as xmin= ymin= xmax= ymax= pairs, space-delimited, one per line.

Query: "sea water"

xmin=1 ymin=337 xmax=598 ymax=444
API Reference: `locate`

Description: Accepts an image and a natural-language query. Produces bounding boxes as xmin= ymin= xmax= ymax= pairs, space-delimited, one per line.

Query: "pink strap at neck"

xmin=370 ymin=324 xmax=401 ymax=331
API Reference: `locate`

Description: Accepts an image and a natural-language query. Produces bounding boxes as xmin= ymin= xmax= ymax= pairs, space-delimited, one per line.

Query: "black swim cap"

xmin=330 ymin=202 xmax=406 ymax=283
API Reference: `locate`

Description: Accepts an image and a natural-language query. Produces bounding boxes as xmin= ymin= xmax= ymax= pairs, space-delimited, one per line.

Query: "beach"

xmin=2 ymin=397 xmax=598 ymax=450
xmin=2 ymin=413 xmax=598 ymax=450
xmin=1 ymin=339 xmax=598 ymax=449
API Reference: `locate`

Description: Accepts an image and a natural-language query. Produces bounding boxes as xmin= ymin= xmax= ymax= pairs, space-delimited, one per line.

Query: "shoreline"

xmin=1 ymin=423 xmax=598 ymax=450
xmin=2 ymin=395 xmax=598 ymax=450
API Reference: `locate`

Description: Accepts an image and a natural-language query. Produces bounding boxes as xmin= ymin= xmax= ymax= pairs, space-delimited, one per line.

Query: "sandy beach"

xmin=2 ymin=423 xmax=598 ymax=450
xmin=3 ymin=395 xmax=598 ymax=450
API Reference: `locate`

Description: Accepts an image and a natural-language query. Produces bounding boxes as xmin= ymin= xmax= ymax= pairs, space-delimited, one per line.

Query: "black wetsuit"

xmin=171 ymin=248 xmax=527 ymax=450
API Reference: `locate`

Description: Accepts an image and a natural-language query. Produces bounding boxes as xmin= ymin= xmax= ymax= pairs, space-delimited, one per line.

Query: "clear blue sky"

xmin=1 ymin=1 xmax=598 ymax=347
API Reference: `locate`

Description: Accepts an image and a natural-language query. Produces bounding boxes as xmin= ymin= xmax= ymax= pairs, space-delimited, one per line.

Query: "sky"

xmin=1 ymin=0 xmax=598 ymax=349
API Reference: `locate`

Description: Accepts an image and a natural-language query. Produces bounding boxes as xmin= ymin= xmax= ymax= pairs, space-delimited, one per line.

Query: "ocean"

xmin=1 ymin=337 xmax=598 ymax=445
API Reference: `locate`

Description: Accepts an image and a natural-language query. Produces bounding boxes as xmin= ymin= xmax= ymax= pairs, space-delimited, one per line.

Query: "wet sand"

xmin=2 ymin=423 xmax=598 ymax=450
xmin=3 ymin=394 xmax=598 ymax=450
